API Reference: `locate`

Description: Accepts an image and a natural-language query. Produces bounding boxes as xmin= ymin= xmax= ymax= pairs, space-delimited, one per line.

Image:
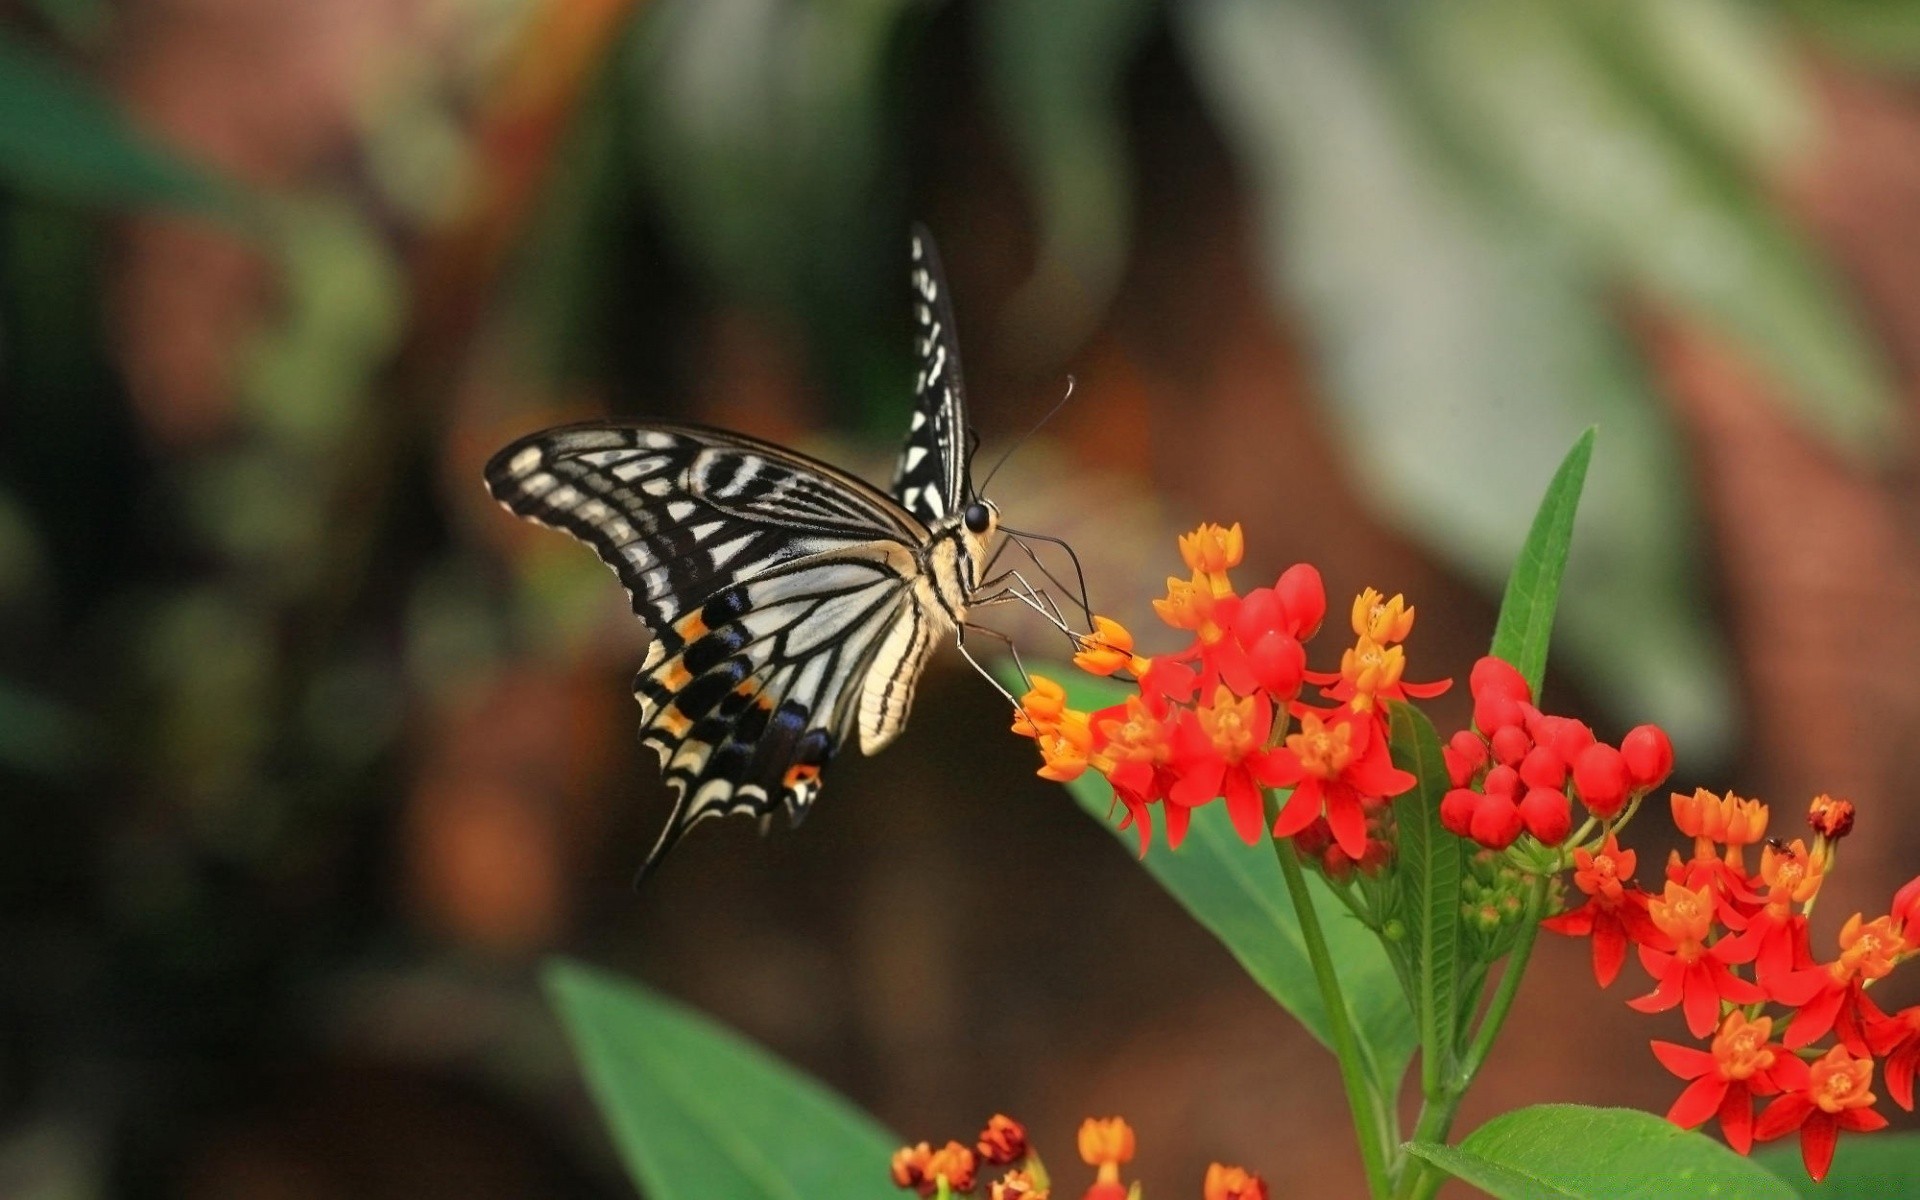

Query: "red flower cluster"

xmin=890 ymin=1115 xmax=1266 ymax=1200
xmin=1012 ymin=525 xmax=1443 ymax=862
xmin=1545 ymin=790 xmax=1919 ymax=1180
xmin=1439 ymin=657 xmax=1672 ymax=850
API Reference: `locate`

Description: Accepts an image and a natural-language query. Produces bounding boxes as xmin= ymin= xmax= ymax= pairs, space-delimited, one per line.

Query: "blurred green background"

xmin=5 ymin=1 xmax=1920 ymax=1195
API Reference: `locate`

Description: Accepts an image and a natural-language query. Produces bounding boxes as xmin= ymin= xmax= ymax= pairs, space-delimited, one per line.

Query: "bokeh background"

xmin=6 ymin=1 xmax=1920 ymax=1195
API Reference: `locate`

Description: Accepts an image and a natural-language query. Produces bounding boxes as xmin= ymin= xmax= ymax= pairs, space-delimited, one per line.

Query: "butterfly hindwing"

xmin=892 ymin=224 xmax=969 ymax=526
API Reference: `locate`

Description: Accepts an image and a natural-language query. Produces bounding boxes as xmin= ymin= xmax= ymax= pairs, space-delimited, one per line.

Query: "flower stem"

xmin=1273 ymin=835 xmax=1396 ymax=1199
xmin=1395 ymin=874 xmax=1550 ymax=1200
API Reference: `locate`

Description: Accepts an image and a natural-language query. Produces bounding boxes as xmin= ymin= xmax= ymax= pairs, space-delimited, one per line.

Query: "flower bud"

xmin=1274 ymin=563 xmax=1326 ymax=639
xmin=1519 ymin=787 xmax=1573 ymax=845
xmin=1440 ymin=788 xmax=1480 ymax=838
xmin=1473 ymin=692 xmax=1524 ymax=737
xmin=1808 ymin=794 xmax=1855 ymax=842
xmin=1490 ymin=724 xmax=1531 ymax=768
xmin=1205 ymin=1163 xmax=1271 ymax=1200
xmin=976 ymin=1114 xmax=1029 ymax=1165
xmin=1620 ymin=724 xmax=1673 ymax=791
xmin=1246 ymin=630 xmax=1306 ymax=699
xmin=1483 ymin=764 xmax=1521 ymax=798
xmin=1518 ymin=746 xmax=1566 ymax=791
xmin=1469 ymin=655 xmax=1531 ymax=702
xmin=1572 ymin=743 xmax=1629 ymax=819
xmin=1470 ymin=793 xmax=1524 ymax=850
xmin=1545 ymin=717 xmax=1596 ymax=768
xmin=1444 ymin=731 xmax=1489 ymax=788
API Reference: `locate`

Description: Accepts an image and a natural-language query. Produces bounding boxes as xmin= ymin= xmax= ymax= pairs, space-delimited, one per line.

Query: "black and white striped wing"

xmin=484 ymin=422 xmax=932 ymax=874
xmin=891 ymin=224 xmax=970 ymax=525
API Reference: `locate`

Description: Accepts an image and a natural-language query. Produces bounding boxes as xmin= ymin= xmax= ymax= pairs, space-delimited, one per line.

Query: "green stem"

xmin=1273 ymin=837 xmax=1396 ymax=1199
xmin=1396 ymin=874 xmax=1551 ymax=1200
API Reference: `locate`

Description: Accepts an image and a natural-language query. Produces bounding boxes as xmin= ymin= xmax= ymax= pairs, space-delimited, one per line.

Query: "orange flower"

xmin=1179 ymin=521 xmax=1244 ymax=593
xmin=1754 ymin=1047 xmax=1887 ymax=1182
xmin=1077 ymin=1117 xmax=1135 ymax=1183
xmin=990 ymin=1169 xmax=1047 ymax=1199
xmin=1204 ymin=1162 xmax=1269 ymax=1200
xmin=1011 ymin=675 xmax=1071 ymax=739
xmin=891 ymin=1141 xmax=976 ymax=1196
xmin=1350 ymin=587 xmax=1415 ymax=644
xmin=1034 ymin=712 xmax=1094 ymax=783
xmin=1074 ymin=616 xmax=1148 ymax=678
xmin=1540 ymin=836 xmax=1662 ymax=988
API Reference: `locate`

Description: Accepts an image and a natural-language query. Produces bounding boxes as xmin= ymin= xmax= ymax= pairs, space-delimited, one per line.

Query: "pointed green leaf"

xmin=1755 ymin=1131 xmax=1920 ymax=1196
xmin=0 ymin=30 xmax=237 ymax=217
xmin=1387 ymin=701 xmax=1463 ymax=1095
xmin=1013 ymin=668 xmax=1415 ymax=1098
xmin=545 ymin=960 xmax=900 ymax=1200
xmin=1407 ymin=1104 xmax=1798 ymax=1199
xmin=1490 ymin=429 xmax=1594 ymax=698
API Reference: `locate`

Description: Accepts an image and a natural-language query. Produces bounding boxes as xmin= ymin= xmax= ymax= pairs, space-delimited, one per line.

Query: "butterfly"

xmin=485 ymin=225 xmax=1062 ymax=876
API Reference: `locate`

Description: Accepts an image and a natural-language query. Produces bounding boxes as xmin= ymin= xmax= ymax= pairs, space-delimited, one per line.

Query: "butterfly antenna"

xmin=978 ymin=375 xmax=1076 ymax=497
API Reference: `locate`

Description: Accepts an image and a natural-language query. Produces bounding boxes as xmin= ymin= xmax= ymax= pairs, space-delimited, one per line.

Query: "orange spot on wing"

xmin=783 ymin=763 xmax=821 ymax=790
xmin=659 ymin=709 xmax=692 ymax=737
xmin=676 ymin=612 xmax=707 ymax=640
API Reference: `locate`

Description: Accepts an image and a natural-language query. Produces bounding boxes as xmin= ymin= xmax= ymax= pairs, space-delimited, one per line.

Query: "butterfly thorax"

xmin=914 ymin=500 xmax=997 ymax=630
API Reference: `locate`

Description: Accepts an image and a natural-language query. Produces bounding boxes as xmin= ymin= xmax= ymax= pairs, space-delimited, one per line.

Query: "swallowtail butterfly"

xmin=486 ymin=226 xmax=1037 ymax=876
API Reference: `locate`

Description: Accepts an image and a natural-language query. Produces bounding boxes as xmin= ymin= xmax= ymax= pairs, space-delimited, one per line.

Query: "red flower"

xmin=1541 ymin=837 xmax=1662 ymax=987
xmin=1629 ymin=882 xmax=1765 ymax=1037
xmin=1167 ymin=688 xmax=1294 ymax=845
xmin=1754 ymin=1047 xmax=1887 ymax=1182
xmin=1267 ymin=706 xmax=1417 ymax=859
xmin=1718 ymin=839 xmax=1821 ymax=986
xmin=1771 ymin=914 xmax=1900 ymax=1054
xmin=1654 ymin=1012 xmax=1808 ymax=1153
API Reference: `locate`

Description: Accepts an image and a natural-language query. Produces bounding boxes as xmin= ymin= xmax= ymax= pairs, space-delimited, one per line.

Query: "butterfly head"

xmin=963 ymin=499 xmax=996 ymax=536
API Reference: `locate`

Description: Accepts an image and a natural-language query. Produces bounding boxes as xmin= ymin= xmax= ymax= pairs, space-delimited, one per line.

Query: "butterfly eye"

xmin=964 ymin=502 xmax=992 ymax=534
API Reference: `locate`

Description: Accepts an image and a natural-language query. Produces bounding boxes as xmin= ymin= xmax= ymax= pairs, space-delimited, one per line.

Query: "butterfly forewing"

xmin=892 ymin=223 xmax=970 ymax=525
xmin=485 ymin=422 xmax=933 ymax=872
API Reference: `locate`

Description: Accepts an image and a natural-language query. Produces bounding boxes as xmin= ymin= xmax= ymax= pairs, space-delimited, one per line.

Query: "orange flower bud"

xmin=976 ymin=1114 xmax=1029 ymax=1165
xmin=1073 ymin=616 xmax=1138 ymax=677
xmin=891 ymin=1143 xmax=934 ymax=1192
xmin=1205 ymin=1162 xmax=1270 ymax=1200
xmin=924 ymin=1142 xmax=977 ymax=1194
xmin=1720 ymin=792 xmax=1768 ymax=848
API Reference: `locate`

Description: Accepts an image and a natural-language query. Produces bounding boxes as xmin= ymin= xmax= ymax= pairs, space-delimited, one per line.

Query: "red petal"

xmin=1718 ymin=1084 xmax=1755 ymax=1155
xmin=1272 ymin=780 xmax=1323 ymax=839
xmin=1667 ymin=1074 xmax=1728 ymax=1129
xmin=1168 ymin=758 xmax=1226 ymax=810
xmin=1800 ymin=1113 xmax=1838 ymax=1183
xmin=1541 ymin=906 xmax=1596 ymax=937
xmin=1591 ymin=917 xmax=1627 ymax=988
xmin=1754 ymin=1094 xmax=1813 ymax=1142
xmin=1324 ymin=787 xmax=1368 ymax=860
xmin=1163 ymin=803 xmax=1190 ymax=851
xmin=1681 ymin=961 xmax=1722 ymax=1038
xmin=1401 ymin=677 xmax=1452 ymax=699
xmin=1888 ymin=1049 xmax=1916 ymax=1112
xmin=1650 ymin=1041 xmax=1715 ymax=1080
xmin=1786 ymin=986 xmax=1845 ymax=1049
xmin=1837 ymin=1108 xmax=1889 ymax=1133
xmin=1221 ymin=769 xmax=1266 ymax=845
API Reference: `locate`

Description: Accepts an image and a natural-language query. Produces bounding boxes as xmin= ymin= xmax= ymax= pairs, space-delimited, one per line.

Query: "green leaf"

xmin=545 ymin=959 xmax=900 ymax=1200
xmin=1489 ymin=429 xmax=1594 ymax=699
xmin=1020 ymin=668 xmax=1415 ymax=1099
xmin=1387 ymin=701 xmax=1463 ymax=1095
xmin=1755 ymin=1131 xmax=1920 ymax=1197
xmin=1407 ymin=1104 xmax=1799 ymax=1199
xmin=0 ymin=30 xmax=237 ymax=216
